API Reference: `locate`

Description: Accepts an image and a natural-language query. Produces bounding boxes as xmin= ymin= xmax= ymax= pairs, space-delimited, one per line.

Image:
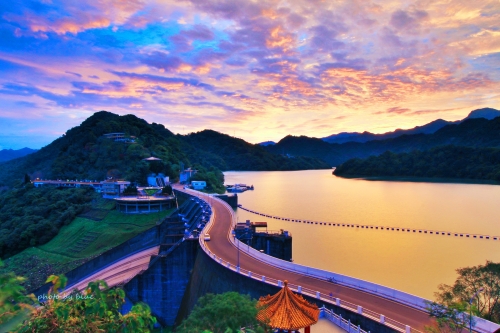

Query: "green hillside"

xmin=0 ymin=195 xmax=172 ymax=291
xmin=183 ymin=129 xmax=330 ymax=171
xmin=0 ymin=111 xmax=190 ymax=187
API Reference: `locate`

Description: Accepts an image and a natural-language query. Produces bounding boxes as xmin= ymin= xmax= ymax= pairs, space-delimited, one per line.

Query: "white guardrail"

xmin=186 ymin=190 xmax=499 ymax=333
xmin=320 ymin=306 xmax=370 ymax=333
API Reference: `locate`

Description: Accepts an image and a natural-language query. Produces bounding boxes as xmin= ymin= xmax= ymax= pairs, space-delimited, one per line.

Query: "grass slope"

xmin=0 ymin=203 xmax=173 ymax=291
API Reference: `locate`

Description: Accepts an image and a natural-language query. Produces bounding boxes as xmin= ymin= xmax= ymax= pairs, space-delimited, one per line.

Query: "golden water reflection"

xmin=224 ymin=170 xmax=500 ymax=300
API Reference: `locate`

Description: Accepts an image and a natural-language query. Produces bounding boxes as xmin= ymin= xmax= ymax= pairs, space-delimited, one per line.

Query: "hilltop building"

xmin=180 ymin=168 xmax=197 ymax=183
xmin=114 ymin=196 xmax=175 ymax=214
xmin=103 ymin=133 xmax=136 ymax=143
xmin=147 ymin=173 xmax=169 ymax=187
xmin=101 ymin=180 xmax=130 ymax=198
xmin=191 ymin=180 xmax=206 ymax=190
xmin=33 ymin=179 xmax=102 ymax=191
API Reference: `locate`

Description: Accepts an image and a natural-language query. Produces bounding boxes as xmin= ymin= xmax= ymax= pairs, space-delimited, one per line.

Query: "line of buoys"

xmin=238 ymin=206 xmax=499 ymax=241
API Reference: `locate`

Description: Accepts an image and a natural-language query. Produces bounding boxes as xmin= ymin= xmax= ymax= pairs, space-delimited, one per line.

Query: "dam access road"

xmin=173 ymin=185 xmax=434 ymax=332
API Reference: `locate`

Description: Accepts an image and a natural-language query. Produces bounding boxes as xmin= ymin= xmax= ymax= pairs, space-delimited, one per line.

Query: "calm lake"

xmin=224 ymin=170 xmax=500 ymax=300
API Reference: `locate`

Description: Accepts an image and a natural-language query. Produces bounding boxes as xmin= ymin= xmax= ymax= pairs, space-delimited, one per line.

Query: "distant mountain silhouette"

xmin=265 ymin=113 xmax=500 ymax=166
xmin=322 ymin=107 xmax=499 ymax=144
xmin=0 ymin=147 xmax=37 ymax=163
xmin=463 ymin=107 xmax=500 ymax=120
xmin=258 ymin=141 xmax=276 ymax=146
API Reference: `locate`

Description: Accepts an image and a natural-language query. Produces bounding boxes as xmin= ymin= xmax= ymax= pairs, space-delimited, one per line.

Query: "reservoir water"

xmin=224 ymin=170 xmax=500 ymax=300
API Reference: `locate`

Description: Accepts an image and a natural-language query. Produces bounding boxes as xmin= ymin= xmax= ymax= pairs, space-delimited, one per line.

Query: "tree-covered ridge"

xmin=184 ymin=129 xmax=330 ymax=171
xmin=0 ymin=111 xmax=196 ymax=186
xmin=0 ymin=111 xmax=329 ymax=188
xmin=266 ymin=116 xmax=500 ymax=166
xmin=333 ymin=146 xmax=500 ymax=182
xmin=0 ymin=186 xmax=96 ymax=259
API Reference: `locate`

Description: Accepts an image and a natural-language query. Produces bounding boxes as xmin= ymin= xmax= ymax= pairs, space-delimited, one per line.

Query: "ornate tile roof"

xmin=256 ymin=280 xmax=319 ymax=330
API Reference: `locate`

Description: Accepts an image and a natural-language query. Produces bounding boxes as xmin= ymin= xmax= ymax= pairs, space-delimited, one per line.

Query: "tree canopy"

xmin=0 ymin=186 xmax=96 ymax=259
xmin=0 ymin=260 xmax=34 ymax=326
xmin=334 ymin=146 xmax=500 ymax=182
xmin=177 ymin=292 xmax=268 ymax=333
xmin=426 ymin=261 xmax=500 ymax=332
xmin=14 ymin=275 xmax=156 ymax=333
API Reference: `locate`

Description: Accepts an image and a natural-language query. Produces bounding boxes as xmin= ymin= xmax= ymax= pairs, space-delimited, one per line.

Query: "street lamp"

xmin=231 ymin=230 xmax=240 ymax=269
xmin=469 ymin=287 xmax=484 ymax=332
xmin=232 ymin=229 xmax=252 ymax=269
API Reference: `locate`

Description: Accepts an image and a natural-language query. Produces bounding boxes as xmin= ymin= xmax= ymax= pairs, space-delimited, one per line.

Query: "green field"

xmin=0 ymin=199 xmax=173 ymax=291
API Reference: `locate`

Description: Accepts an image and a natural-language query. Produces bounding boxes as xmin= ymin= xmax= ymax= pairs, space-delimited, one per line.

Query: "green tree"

xmin=123 ymin=184 xmax=138 ymax=195
xmin=425 ymin=301 xmax=471 ymax=333
xmin=433 ymin=261 xmax=500 ymax=323
xmin=177 ymin=292 xmax=268 ymax=333
xmin=0 ymin=260 xmax=34 ymax=325
xmin=426 ymin=261 xmax=500 ymax=332
xmin=16 ymin=275 xmax=156 ymax=333
xmin=162 ymin=185 xmax=173 ymax=195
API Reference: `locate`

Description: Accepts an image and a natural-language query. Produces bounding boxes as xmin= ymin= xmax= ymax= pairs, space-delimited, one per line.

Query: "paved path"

xmin=175 ymin=186 xmax=433 ymax=332
xmin=65 ymin=246 xmax=159 ymax=292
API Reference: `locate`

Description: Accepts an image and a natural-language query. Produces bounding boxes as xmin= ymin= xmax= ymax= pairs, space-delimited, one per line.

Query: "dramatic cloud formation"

xmin=0 ymin=0 xmax=499 ymax=148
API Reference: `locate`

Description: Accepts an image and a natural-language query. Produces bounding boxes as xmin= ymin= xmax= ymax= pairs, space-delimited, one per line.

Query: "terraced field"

xmin=0 ymin=198 xmax=174 ymax=291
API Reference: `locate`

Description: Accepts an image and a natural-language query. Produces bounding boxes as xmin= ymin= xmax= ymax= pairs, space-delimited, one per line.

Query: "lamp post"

xmin=469 ymin=287 xmax=484 ymax=332
xmin=232 ymin=230 xmax=240 ymax=269
xmin=232 ymin=229 xmax=252 ymax=269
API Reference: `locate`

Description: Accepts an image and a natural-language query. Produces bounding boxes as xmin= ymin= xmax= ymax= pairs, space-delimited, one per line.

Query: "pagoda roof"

xmin=256 ymin=280 xmax=319 ymax=330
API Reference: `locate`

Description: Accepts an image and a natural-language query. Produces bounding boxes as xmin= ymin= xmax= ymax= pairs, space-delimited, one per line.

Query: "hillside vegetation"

xmin=333 ymin=145 xmax=500 ymax=182
xmin=0 ymin=185 xmax=95 ymax=258
xmin=0 ymin=194 xmax=171 ymax=290
xmin=184 ymin=129 xmax=330 ymax=171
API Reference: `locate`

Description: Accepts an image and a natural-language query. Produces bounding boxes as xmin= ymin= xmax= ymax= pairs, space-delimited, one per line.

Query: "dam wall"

xmin=124 ymin=239 xmax=199 ymax=327
xmin=176 ymin=248 xmax=397 ymax=332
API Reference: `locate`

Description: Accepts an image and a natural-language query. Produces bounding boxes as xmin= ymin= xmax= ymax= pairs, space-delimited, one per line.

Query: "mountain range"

xmin=0 ymin=147 xmax=37 ymax=163
xmin=321 ymin=108 xmax=500 ymax=144
xmin=259 ymin=107 xmax=500 ymax=146
xmin=264 ymin=108 xmax=500 ymax=166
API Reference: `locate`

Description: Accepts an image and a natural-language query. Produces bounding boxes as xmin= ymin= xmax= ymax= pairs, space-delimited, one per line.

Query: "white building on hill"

xmin=191 ymin=181 xmax=206 ymax=190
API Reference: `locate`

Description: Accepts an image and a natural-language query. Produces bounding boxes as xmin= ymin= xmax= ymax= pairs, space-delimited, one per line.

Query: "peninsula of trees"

xmin=333 ymin=146 xmax=500 ymax=183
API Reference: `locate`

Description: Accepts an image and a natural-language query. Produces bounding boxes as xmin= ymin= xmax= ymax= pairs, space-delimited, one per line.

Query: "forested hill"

xmin=265 ymin=116 xmax=500 ymax=166
xmin=333 ymin=146 xmax=500 ymax=183
xmin=0 ymin=111 xmax=328 ymax=188
xmin=0 ymin=111 xmax=190 ymax=188
xmin=183 ymin=130 xmax=330 ymax=171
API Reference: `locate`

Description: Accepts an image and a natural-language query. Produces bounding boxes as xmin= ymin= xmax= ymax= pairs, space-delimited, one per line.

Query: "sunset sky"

xmin=0 ymin=0 xmax=499 ymax=149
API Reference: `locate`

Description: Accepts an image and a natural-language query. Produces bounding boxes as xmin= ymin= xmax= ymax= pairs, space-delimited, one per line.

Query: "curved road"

xmin=175 ymin=186 xmax=433 ymax=332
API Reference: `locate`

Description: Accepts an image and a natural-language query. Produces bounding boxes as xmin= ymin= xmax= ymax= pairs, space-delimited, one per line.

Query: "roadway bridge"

xmin=178 ymin=186 xmax=500 ymax=333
